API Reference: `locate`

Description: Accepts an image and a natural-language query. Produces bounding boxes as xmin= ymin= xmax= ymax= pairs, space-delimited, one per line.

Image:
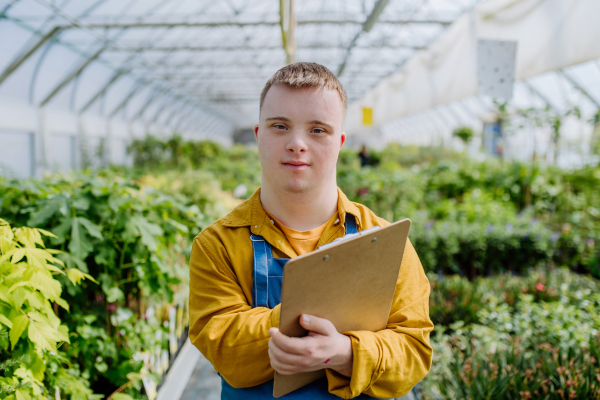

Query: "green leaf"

xmin=1 ymin=236 xmax=13 ymax=254
xmin=56 ymin=324 xmax=70 ymax=343
xmin=49 ymin=216 xmax=72 ymax=245
xmin=56 ymin=252 xmax=88 ymax=273
xmin=29 ymin=271 xmax=62 ymax=301
xmin=67 ymin=268 xmax=98 ymax=286
xmin=54 ymin=297 xmax=69 ymax=312
xmin=105 ymin=286 xmax=124 ymax=303
xmin=27 ymin=195 xmax=64 ymax=227
xmin=126 ymin=372 xmax=142 ymax=381
xmin=77 ymin=217 xmax=103 ymax=240
xmin=15 ymin=389 xmax=32 ymax=400
xmin=131 ymin=215 xmax=163 ymax=251
xmin=25 ymin=291 xmax=45 ymax=310
xmin=0 ymin=314 xmax=12 ymax=328
xmin=68 ymin=218 xmax=94 ymax=260
xmin=0 ymin=286 xmax=10 ymax=304
xmin=111 ymin=394 xmax=134 ymax=400
xmin=27 ymin=351 xmax=45 ymax=381
xmin=10 ymin=315 xmax=29 ymax=350
xmin=36 ymin=228 xmax=57 ymax=239
xmin=11 ymin=248 xmax=25 ymax=264
xmin=11 ymin=287 xmax=27 ymax=310
xmin=28 ymin=319 xmax=57 ymax=352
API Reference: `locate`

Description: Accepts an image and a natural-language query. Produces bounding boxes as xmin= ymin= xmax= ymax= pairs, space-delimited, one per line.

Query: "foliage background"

xmin=1 ymin=136 xmax=599 ymax=399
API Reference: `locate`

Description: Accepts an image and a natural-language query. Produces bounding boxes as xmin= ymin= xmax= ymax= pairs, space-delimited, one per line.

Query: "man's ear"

xmin=340 ymin=132 xmax=346 ymax=149
xmin=254 ymin=124 xmax=260 ymax=142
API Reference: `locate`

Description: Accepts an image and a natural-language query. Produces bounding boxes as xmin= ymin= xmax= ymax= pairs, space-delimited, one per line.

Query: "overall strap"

xmin=344 ymin=214 xmax=359 ymax=235
xmin=250 ymin=234 xmax=271 ymax=308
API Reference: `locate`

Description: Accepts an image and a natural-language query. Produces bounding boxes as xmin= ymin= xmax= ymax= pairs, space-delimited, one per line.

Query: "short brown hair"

xmin=259 ymin=62 xmax=347 ymax=114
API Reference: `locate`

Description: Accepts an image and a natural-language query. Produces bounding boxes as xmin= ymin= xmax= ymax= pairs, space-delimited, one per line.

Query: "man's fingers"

xmin=268 ymin=347 xmax=300 ymax=375
xmin=299 ymin=314 xmax=335 ymax=336
xmin=270 ymin=328 xmax=310 ymax=355
xmin=269 ymin=338 xmax=311 ymax=367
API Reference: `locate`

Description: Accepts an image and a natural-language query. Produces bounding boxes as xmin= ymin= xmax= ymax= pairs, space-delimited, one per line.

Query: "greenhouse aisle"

xmin=180 ymin=353 xmax=221 ymax=400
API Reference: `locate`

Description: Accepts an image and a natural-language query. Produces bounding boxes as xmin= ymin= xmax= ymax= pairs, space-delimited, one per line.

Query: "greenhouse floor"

xmin=179 ymin=349 xmax=417 ymax=400
xmin=180 ymin=353 xmax=221 ymax=400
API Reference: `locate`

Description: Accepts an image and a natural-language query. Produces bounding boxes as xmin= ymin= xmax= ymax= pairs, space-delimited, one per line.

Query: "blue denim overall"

xmin=220 ymin=216 xmax=382 ymax=399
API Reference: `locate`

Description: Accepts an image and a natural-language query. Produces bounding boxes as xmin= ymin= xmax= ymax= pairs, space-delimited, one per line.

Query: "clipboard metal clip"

xmin=317 ymin=226 xmax=381 ymax=251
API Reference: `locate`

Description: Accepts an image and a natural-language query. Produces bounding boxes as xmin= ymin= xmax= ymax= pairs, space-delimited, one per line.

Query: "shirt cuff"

xmin=325 ymin=332 xmax=383 ymax=398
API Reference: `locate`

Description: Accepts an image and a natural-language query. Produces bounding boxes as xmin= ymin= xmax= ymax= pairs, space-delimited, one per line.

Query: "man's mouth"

xmin=282 ymin=161 xmax=310 ymax=170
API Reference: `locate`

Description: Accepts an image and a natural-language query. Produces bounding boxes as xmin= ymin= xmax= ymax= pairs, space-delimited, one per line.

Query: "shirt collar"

xmin=222 ymin=186 xmax=363 ymax=234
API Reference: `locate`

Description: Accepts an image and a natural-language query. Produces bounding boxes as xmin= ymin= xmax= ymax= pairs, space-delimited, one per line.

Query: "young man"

xmin=189 ymin=62 xmax=433 ymax=399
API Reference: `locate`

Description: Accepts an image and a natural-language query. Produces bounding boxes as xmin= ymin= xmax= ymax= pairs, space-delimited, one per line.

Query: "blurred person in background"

xmin=358 ymin=145 xmax=371 ymax=167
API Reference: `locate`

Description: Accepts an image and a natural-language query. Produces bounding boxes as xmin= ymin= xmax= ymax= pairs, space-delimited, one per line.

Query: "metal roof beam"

xmin=132 ymin=87 xmax=170 ymax=121
xmin=0 ymin=25 xmax=62 ymax=86
xmin=79 ymin=68 xmax=130 ymax=113
xmin=40 ymin=47 xmax=105 ymax=107
xmin=50 ymin=19 xmax=452 ymax=29
xmin=558 ymin=69 xmax=600 ymax=108
xmin=338 ymin=0 xmax=392 ymax=76
xmin=109 ymin=81 xmax=148 ymax=118
xmin=117 ymin=44 xmax=425 ymax=52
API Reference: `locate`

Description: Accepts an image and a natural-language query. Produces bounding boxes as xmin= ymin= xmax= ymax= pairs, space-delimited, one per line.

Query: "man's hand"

xmin=268 ymin=314 xmax=353 ymax=377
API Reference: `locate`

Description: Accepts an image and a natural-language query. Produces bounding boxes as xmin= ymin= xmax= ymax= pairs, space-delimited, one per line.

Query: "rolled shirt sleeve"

xmin=325 ymin=239 xmax=434 ymax=398
xmin=188 ymin=235 xmax=280 ymax=388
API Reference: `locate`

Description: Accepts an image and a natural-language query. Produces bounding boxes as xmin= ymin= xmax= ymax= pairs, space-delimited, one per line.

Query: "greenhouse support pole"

xmin=105 ymin=118 xmax=113 ymax=166
xmin=77 ymin=113 xmax=86 ymax=169
xmin=35 ymin=107 xmax=50 ymax=177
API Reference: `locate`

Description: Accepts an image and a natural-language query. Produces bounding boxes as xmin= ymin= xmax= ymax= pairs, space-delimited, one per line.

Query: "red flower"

xmin=536 ymin=282 xmax=546 ymax=291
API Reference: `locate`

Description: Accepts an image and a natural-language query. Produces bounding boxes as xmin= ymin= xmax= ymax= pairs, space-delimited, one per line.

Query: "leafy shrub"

xmin=127 ymin=136 xmax=261 ymax=195
xmin=0 ymin=219 xmax=98 ymax=399
xmin=429 ymin=268 xmax=600 ymax=329
xmin=424 ymin=270 xmax=600 ymax=399
xmin=0 ymin=173 xmax=204 ymax=397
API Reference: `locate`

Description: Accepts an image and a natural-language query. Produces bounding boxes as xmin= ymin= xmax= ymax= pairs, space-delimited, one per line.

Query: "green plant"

xmin=424 ymin=269 xmax=600 ymax=399
xmin=0 ymin=219 xmax=99 ymax=399
xmin=452 ymin=126 xmax=475 ymax=146
xmin=0 ymin=173 xmax=203 ymax=397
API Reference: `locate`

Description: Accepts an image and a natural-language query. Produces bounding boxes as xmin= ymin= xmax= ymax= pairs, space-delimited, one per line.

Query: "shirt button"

xmin=334 ymin=218 xmax=340 ymax=224
xmin=270 ymin=219 xmax=274 ymax=224
xmin=254 ymin=225 xmax=257 ymax=228
xmin=278 ymin=240 xmax=281 ymax=242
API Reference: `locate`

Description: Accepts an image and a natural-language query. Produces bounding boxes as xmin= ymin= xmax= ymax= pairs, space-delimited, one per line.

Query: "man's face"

xmin=254 ymin=84 xmax=346 ymax=194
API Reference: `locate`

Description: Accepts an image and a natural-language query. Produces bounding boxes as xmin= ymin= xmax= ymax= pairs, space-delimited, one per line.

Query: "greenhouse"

xmin=0 ymin=0 xmax=599 ymax=399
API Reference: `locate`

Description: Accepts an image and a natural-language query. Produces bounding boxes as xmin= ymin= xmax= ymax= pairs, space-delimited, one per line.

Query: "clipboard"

xmin=273 ymin=218 xmax=411 ymax=398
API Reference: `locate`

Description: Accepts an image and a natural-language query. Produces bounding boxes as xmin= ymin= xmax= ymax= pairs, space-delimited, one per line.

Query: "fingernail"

xmin=303 ymin=315 xmax=309 ymax=324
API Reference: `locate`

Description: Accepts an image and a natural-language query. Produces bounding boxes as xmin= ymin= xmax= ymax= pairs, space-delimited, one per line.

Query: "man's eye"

xmin=312 ymin=128 xmax=325 ymax=134
xmin=274 ymin=124 xmax=286 ymax=130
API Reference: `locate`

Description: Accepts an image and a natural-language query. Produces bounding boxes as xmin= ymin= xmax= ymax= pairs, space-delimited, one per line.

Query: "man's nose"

xmin=286 ymin=131 xmax=307 ymax=153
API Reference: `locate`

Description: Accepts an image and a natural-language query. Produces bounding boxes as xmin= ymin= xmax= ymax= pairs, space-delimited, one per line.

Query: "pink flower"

xmin=536 ymin=283 xmax=546 ymax=291
xmin=357 ymin=187 xmax=369 ymax=196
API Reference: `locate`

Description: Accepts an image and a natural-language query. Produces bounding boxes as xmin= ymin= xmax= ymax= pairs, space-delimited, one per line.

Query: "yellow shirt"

xmin=264 ymin=209 xmax=338 ymax=255
xmin=188 ymin=187 xmax=433 ymax=399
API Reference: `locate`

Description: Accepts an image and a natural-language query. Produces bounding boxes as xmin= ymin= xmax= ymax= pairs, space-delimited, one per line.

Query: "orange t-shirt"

xmin=264 ymin=209 xmax=339 ymax=255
